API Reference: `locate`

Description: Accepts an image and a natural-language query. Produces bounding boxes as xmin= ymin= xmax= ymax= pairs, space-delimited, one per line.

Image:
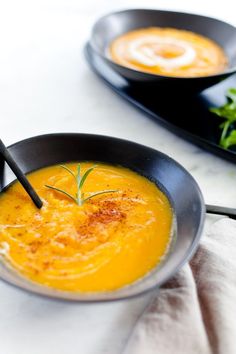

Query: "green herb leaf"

xmin=45 ymin=164 xmax=118 ymax=206
xmin=210 ymin=88 xmax=236 ymax=150
xmin=76 ymin=164 xmax=82 ymax=205
xmin=220 ymin=130 xmax=236 ymax=149
xmin=60 ymin=165 xmax=76 ymax=181
xmin=226 ymin=88 xmax=236 ymax=102
xmin=79 ymin=165 xmax=97 ymax=190
xmin=77 ymin=164 xmax=81 ymax=187
xmin=83 ymin=190 xmax=118 ymax=203
xmin=45 ymin=184 xmax=77 ymax=203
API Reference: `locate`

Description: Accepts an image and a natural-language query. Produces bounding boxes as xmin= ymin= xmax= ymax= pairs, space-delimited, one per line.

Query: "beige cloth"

xmin=123 ymin=218 xmax=236 ymax=354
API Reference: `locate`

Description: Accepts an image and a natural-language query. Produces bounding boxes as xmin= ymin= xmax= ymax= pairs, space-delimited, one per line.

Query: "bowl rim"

xmin=90 ymin=8 xmax=236 ymax=80
xmin=0 ymin=132 xmax=206 ymax=302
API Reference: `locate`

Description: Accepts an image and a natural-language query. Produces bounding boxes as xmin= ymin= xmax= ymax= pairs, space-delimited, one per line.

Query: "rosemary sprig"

xmin=45 ymin=164 xmax=118 ymax=206
xmin=210 ymin=88 xmax=236 ymax=149
xmin=44 ymin=184 xmax=77 ymax=203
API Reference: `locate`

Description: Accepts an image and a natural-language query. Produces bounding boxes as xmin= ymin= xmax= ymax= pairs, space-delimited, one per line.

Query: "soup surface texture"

xmin=0 ymin=163 xmax=172 ymax=292
xmin=109 ymin=27 xmax=228 ymax=77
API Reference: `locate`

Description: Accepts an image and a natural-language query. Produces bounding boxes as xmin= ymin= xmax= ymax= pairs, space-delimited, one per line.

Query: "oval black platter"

xmin=85 ymin=43 xmax=236 ymax=164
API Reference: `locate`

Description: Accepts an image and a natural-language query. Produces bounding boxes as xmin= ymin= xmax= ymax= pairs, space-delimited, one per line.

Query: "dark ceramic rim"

xmin=0 ymin=133 xmax=205 ymax=302
xmin=90 ymin=8 xmax=236 ymax=80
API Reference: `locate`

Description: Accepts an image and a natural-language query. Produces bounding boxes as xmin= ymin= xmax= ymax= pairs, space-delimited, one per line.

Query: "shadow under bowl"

xmin=0 ymin=133 xmax=205 ymax=301
xmin=89 ymin=9 xmax=236 ymax=93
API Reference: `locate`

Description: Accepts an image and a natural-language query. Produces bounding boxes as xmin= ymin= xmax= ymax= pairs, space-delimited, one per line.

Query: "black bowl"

xmin=0 ymin=133 xmax=205 ymax=301
xmin=89 ymin=9 xmax=236 ymax=93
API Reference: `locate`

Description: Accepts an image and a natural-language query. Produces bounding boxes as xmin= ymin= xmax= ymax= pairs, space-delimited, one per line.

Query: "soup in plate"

xmin=109 ymin=27 xmax=228 ymax=77
xmin=0 ymin=162 xmax=172 ymax=292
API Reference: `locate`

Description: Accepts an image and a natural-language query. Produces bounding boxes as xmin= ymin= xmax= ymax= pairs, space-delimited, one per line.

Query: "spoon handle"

xmin=206 ymin=204 xmax=236 ymax=219
xmin=0 ymin=139 xmax=43 ymax=209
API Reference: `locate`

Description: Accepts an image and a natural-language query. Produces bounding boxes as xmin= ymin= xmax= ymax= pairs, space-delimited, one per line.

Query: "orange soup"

xmin=0 ymin=163 xmax=172 ymax=292
xmin=109 ymin=27 xmax=228 ymax=77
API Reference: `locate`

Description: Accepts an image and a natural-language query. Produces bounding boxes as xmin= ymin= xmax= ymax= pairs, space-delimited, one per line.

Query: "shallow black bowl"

xmin=0 ymin=133 xmax=205 ymax=301
xmin=89 ymin=9 xmax=236 ymax=93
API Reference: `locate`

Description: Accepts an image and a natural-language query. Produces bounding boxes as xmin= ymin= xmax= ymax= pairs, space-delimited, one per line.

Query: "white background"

xmin=0 ymin=1 xmax=236 ymax=353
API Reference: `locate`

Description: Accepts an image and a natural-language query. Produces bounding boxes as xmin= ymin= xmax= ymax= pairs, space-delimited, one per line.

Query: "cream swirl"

xmin=128 ymin=35 xmax=196 ymax=69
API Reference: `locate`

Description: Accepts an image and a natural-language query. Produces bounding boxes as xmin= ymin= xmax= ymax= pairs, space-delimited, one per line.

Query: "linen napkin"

xmin=123 ymin=217 xmax=236 ymax=354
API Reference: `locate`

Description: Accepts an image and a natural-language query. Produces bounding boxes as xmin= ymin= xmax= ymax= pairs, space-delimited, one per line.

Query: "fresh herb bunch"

xmin=210 ymin=88 xmax=236 ymax=149
xmin=45 ymin=164 xmax=117 ymax=206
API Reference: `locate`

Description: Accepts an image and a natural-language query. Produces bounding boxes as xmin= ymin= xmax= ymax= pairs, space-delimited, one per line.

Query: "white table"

xmin=0 ymin=1 xmax=236 ymax=353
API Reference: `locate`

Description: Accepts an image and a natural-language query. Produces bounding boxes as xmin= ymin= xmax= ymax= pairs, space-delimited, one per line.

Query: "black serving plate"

xmin=0 ymin=133 xmax=204 ymax=301
xmin=85 ymin=43 xmax=236 ymax=164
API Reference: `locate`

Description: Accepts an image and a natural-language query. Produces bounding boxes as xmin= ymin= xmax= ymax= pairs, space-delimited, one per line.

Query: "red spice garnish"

xmin=76 ymin=200 xmax=127 ymax=239
xmin=29 ymin=240 xmax=42 ymax=253
xmin=89 ymin=201 xmax=126 ymax=225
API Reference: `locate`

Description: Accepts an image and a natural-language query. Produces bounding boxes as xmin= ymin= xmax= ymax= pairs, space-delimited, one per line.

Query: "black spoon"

xmin=206 ymin=204 xmax=236 ymax=219
xmin=0 ymin=139 xmax=43 ymax=209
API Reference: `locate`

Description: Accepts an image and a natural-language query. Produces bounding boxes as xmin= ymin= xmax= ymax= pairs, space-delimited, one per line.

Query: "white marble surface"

xmin=0 ymin=1 xmax=236 ymax=353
